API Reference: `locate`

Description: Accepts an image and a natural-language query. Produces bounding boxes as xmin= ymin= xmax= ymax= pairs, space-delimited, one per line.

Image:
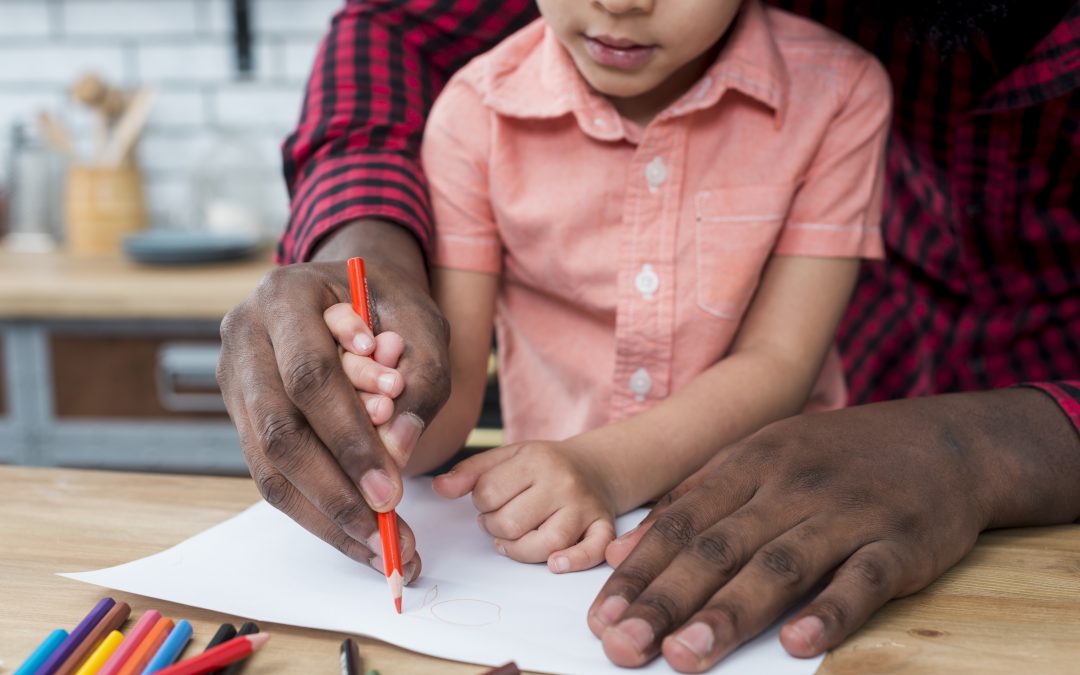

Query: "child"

xmin=326 ymin=0 xmax=890 ymax=574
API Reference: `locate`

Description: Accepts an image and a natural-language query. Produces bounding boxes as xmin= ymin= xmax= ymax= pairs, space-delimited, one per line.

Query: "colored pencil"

xmin=153 ymin=634 xmax=269 ymax=675
xmin=74 ymin=631 xmax=124 ymax=675
xmin=213 ymin=621 xmax=258 ymax=675
xmin=14 ymin=628 xmax=68 ymax=675
xmin=142 ymin=619 xmax=193 ymax=674
xmin=38 ymin=598 xmax=116 ymax=675
xmin=481 ymin=663 xmax=521 ymax=675
xmin=115 ymin=616 xmax=174 ymax=675
xmin=98 ymin=610 xmax=162 ymax=675
xmin=347 ymin=256 xmax=404 ymax=614
xmin=340 ymin=638 xmax=362 ymax=675
xmin=55 ymin=601 xmax=131 ymax=675
xmin=202 ymin=624 xmax=236 ymax=652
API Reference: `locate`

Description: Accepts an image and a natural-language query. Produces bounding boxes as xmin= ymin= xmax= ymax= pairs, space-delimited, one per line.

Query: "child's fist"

xmin=323 ymin=302 xmax=405 ymax=425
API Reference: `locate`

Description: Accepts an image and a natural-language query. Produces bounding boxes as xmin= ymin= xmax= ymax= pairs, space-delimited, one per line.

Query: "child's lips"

xmin=584 ymin=35 xmax=656 ymax=70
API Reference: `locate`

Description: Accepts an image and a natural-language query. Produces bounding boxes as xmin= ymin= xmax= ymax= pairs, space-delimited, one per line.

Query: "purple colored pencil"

xmin=36 ymin=597 xmax=116 ymax=675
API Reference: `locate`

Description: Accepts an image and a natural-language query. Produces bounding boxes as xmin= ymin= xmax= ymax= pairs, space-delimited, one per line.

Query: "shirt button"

xmin=645 ymin=157 xmax=668 ymax=191
xmin=634 ymin=264 xmax=660 ymax=298
xmin=629 ymin=367 xmax=652 ymax=401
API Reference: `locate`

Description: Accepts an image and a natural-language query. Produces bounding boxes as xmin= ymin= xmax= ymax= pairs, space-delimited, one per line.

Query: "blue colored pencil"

xmin=13 ymin=629 xmax=69 ymax=675
xmin=142 ymin=619 xmax=193 ymax=674
xmin=38 ymin=597 xmax=116 ymax=675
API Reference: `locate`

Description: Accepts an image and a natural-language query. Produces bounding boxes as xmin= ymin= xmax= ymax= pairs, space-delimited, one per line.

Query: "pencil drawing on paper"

xmin=430 ymin=598 xmax=502 ymax=627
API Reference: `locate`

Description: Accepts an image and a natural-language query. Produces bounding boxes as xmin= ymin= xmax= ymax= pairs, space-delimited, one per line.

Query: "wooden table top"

xmin=0 ymin=249 xmax=272 ymax=320
xmin=1 ymin=466 xmax=1078 ymax=674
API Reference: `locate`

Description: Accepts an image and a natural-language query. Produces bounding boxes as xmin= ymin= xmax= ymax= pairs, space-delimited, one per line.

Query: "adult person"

xmin=216 ymin=0 xmax=1080 ymax=671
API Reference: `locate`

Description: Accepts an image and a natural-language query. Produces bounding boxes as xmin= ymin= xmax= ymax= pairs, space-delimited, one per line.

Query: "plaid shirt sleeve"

xmin=1025 ymin=382 xmax=1080 ymax=436
xmin=277 ymin=0 xmax=538 ymax=264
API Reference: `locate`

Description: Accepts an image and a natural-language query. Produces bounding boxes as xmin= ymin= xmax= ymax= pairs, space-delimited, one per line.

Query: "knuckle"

xmin=612 ymin=563 xmax=659 ymax=594
xmin=691 ymin=532 xmax=740 ymax=576
xmin=652 ymin=510 xmax=697 ymax=548
xmin=282 ymin=354 xmax=338 ymax=406
xmin=254 ymin=470 xmax=292 ymax=509
xmin=257 ymin=409 xmax=306 ymax=464
xmin=325 ymin=528 xmax=368 ymax=562
xmin=813 ymin=597 xmax=851 ymax=631
xmin=756 ymin=545 xmax=804 ymax=586
xmin=847 ymin=555 xmax=890 ymax=593
xmin=326 ymin=494 xmax=371 ymax=530
xmin=699 ymin=601 xmax=742 ymax=635
xmin=787 ymin=465 xmax=834 ymax=492
xmin=634 ymin=592 xmax=681 ymax=630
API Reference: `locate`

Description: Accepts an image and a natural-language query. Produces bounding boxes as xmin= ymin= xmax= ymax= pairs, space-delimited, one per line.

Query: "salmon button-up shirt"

xmin=423 ymin=1 xmax=890 ymax=443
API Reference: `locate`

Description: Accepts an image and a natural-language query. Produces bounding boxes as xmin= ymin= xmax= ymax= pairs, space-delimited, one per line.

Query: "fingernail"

xmin=495 ymin=542 xmax=507 ymax=556
xmin=673 ymin=622 xmax=714 ymax=659
xmin=596 ymin=596 xmax=629 ymax=627
xmin=404 ymin=562 xmax=418 ymax=584
xmin=385 ymin=413 xmax=424 ymax=457
xmin=365 ymin=396 xmax=383 ymax=417
xmin=377 ymin=373 xmax=398 ymax=395
xmin=360 ymin=469 xmax=395 ymax=508
xmin=788 ymin=615 xmax=825 ymax=650
xmin=552 ymin=556 xmax=570 ymax=573
xmin=614 ymin=618 xmax=654 ymax=654
xmin=369 ymin=555 xmax=385 ymax=574
xmin=353 ymin=333 xmax=374 ymax=352
xmin=366 ymin=532 xmax=383 ymax=554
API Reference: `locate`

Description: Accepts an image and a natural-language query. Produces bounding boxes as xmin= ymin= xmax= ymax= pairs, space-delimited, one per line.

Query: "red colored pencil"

xmin=347 ymin=256 xmax=405 ymax=614
xmin=153 ymin=634 xmax=268 ymax=675
xmin=347 ymin=257 xmax=406 ymax=609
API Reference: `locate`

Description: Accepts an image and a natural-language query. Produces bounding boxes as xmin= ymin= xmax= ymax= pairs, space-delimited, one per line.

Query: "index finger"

xmin=588 ymin=465 xmax=754 ymax=639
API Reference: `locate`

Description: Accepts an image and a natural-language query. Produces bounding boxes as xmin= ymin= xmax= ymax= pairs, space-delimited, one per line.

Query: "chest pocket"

xmin=695 ymin=185 xmax=795 ymax=320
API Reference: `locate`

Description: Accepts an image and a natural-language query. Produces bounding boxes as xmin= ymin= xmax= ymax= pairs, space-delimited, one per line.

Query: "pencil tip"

xmin=247 ymin=632 xmax=271 ymax=649
xmin=394 ymin=597 xmax=402 ymax=614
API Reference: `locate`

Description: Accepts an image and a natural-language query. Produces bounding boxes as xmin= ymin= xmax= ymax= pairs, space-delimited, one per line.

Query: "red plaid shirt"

xmin=279 ymin=0 xmax=1080 ymax=432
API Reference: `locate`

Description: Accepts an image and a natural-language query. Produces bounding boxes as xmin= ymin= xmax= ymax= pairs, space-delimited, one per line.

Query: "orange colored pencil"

xmin=154 ymin=633 xmax=269 ymax=675
xmin=347 ymin=256 xmax=404 ymax=614
xmin=115 ymin=616 xmax=174 ymax=675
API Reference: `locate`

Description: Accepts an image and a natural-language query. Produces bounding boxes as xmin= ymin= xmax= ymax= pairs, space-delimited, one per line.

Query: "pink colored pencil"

xmin=96 ymin=609 xmax=161 ymax=675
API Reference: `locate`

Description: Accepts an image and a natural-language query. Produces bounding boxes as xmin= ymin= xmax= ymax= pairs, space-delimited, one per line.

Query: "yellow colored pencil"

xmin=74 ymin=631 xmax=124 ymax=675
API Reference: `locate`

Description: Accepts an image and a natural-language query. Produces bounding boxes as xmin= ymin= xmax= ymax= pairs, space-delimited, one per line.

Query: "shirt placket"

xmin=609 ymin=122 xmax=685 ymax=421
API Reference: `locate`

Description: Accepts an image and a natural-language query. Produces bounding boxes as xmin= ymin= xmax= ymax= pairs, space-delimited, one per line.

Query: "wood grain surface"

xmin=0 ymin=466 xmax=1077 ymax=674
xmin=0 ymin=249 xmax=272 ymax=320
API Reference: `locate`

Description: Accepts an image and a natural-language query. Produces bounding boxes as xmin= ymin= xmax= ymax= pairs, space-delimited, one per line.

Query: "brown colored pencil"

xmin=54 ymin=601 xmax=131 ymax=675
xmin=481 ymin=663 xmax=521 ymax=675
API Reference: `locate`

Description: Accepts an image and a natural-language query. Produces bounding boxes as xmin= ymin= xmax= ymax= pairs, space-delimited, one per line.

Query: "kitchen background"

xmin=0 ymin=0 xmax=340 ymax=239
xmin=0 ymin=0 xmax=503 ymax=473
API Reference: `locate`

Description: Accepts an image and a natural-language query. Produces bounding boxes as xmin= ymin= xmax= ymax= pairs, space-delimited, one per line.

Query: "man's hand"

xmin=216 ymin=220 xmax=450 ymax=581
xmin=588 ymin=389 xmax=1080 ymax=673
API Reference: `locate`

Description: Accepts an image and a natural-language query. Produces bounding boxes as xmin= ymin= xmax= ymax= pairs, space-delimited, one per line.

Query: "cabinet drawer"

xmin=51 ymin=334 xmax=228 ymax=420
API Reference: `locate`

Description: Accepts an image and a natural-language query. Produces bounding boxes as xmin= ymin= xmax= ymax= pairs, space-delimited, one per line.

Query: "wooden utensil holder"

xmin=65 ymin=164 xmax=147 ymax=254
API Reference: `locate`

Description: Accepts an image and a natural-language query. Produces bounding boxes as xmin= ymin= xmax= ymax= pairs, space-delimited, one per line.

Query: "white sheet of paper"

xmin=60 ymin=479 xmax=822 ymax=675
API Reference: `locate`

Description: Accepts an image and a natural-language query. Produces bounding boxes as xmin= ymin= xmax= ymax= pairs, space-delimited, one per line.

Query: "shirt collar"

xmin=482 ymin=0 xmax=790 ymax=140
xmin=975 ymin=2 xmax=1080 ymax=114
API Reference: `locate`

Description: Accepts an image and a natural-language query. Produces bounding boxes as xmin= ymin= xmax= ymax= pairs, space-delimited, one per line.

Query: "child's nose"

xmin=593 ymin=0 xmax=655 ymax=17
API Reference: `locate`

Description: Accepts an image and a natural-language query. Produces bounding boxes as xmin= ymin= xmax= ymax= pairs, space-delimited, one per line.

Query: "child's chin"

xmin=584 ymin=73 xmax=655 ymax=101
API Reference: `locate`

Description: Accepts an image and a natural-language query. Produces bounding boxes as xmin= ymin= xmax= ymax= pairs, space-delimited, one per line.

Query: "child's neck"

xmin=606 ymin=42 xmax=723 ymax=128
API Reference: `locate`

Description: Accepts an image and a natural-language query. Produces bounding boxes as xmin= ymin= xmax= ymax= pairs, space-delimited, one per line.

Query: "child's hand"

xmin=432 ymin=441 xmax=617 ymax=573
xmin=323 ymin=302 xmax=406 ymax=426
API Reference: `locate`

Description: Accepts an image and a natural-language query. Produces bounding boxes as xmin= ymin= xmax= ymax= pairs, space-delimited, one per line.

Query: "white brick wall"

xmin=0 ymin=0 xmax=340 ymax=238
xmin=0 ymin=1 xmax=51 ymax=37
